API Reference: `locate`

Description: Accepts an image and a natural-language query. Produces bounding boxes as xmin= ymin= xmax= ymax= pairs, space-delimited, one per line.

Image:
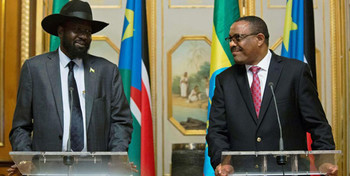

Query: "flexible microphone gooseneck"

xmin=268 ymin=82 xmax=286 ymax=166
xmin=63 ymin=87 xmax=74 ymax=166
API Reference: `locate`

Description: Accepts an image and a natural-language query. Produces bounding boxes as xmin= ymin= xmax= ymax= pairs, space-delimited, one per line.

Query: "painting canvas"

xmin=170 ymin=39 xmax=211 ymax=131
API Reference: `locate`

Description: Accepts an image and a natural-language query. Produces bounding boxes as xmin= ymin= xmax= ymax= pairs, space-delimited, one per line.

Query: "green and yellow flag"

xmin=203 ymin=0 xmax=240 ymax=175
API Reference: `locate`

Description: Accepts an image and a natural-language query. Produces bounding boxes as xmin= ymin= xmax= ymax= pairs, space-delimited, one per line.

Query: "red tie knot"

xmin=249 ymin=66 xmax=261 ymax=74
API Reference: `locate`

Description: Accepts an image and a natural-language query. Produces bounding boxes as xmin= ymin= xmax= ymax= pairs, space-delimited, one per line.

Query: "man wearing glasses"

xmin=206 ymin=16 xmax=337 ymax=176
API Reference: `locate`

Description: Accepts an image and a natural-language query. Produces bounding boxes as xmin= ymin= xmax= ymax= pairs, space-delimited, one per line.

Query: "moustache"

xmin=231 ymin=46 xmax=242 ymax=52
xmin=74 ymin=39 xmax=89 ymax=47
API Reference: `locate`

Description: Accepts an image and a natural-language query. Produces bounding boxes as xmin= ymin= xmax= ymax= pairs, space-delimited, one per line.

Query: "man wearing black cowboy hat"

xmin=9 ymin=0 xmax=132 ymax=162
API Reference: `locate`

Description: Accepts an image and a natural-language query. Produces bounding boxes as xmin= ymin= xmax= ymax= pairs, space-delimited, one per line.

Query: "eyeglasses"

xmin=225 ymin=33 xmax=258 ymax=43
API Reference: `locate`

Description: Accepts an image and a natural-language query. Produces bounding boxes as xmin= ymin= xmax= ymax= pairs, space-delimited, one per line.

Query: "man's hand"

xmin=129 ymin=162 xmax=138 ymax=173
xmin=319 ymin=163 xmax=338 ymax=176
xmin=7 ymin=164 xmax=21 ymax=176
xmin=108 ymin=159 xmax=138 ymax=174
xmin=215 ymin=163 xmax=234 ymax=176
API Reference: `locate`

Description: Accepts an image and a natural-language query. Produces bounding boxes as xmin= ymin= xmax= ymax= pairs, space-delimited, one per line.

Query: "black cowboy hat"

xmin=41 ymin=0 xmax=109 ymax=36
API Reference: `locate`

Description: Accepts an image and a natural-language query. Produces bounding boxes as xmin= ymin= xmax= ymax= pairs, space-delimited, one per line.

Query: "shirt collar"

xmin=59 ymin=47 xmax=83 ymax=69
xmin=245 ymin=50 xmax=272 ymax=72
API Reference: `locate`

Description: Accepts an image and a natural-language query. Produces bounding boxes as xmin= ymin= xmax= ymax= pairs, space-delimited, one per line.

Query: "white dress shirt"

xmin=245 ymin=50 xmax=272 ymax=100
xmin=59 ymin=48 xmax=87 ymax=151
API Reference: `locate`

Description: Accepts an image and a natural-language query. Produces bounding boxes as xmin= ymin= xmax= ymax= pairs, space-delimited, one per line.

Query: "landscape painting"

xmin=169 ymin=37 xmax=211 ymax=132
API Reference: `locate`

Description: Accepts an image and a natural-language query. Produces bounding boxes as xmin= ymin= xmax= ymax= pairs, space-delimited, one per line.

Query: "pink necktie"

xmin=250 ymin=66 xmax=261 ymax=118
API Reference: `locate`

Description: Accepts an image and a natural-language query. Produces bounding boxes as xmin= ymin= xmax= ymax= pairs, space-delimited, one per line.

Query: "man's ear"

xmin=57 ymin=26 xmax=64 ymax=38
xmin=256 ymin=33 xmax=265 ymax=47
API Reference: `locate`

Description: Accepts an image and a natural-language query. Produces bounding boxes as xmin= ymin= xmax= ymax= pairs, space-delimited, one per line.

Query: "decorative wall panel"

xmin=90 ymin=0 xmax=122 ymax=8
xmin=168 ymin=0 xmax=213 ymax=8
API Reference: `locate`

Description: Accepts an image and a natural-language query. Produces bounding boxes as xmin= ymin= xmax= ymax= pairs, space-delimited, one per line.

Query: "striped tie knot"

xmin=249 ymin=66 xmax=261 ymax=74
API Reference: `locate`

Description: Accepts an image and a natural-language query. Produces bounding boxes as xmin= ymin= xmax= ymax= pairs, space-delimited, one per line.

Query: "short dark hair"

xmin=235 ymin=16 xmax=270 ymax=46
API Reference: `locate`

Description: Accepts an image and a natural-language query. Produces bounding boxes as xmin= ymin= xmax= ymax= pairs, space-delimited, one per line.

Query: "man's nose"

xmin=229 ymin=40 xmax=237 ymax=47
xmin=78 ymin=32 xmax=90 ymax=39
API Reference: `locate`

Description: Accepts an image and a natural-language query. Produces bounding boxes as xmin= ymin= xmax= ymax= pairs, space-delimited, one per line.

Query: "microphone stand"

xmin=63 ymin=87 xmax=74 ymax=166
xmin=269 ymin=82 xmax=287 ymax=166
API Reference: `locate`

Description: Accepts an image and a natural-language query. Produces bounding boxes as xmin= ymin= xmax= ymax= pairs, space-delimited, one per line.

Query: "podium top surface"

xmin=10 ymin=151 xmax=128 ymax=156
xmin=222 ymin=150 xmax=342 ymax=156
xmin=9 ymin=151 xmax=132 ymax=175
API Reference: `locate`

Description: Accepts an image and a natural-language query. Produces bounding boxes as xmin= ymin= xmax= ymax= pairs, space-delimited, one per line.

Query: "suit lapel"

xmin=257 ymin=52 xmax=283 ymax=126
xmin=84 ymin=56 xmax=96 ymax=130
xmin=234 ymin=65 xmax=258 ymax=124
xmin=46 ymin=51 xmax=64 ymax=128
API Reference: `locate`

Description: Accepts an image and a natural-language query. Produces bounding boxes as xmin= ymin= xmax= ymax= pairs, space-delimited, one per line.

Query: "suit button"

xmin=257 ymin=137 xmax=262 ymax=142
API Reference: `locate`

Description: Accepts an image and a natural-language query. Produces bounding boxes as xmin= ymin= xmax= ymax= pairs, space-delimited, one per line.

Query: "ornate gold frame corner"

xmin=167 ymin=36 xmax=211 ymax=136
xmin=92 ymin=35 xmax=120 ymax=54
xmin=269 ymin=37 xmax=283 ymax=51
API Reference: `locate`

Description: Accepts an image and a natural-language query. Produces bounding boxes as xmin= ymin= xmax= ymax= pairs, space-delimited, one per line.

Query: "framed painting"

xmin=167 ymin=36 xmax=211 ymax=135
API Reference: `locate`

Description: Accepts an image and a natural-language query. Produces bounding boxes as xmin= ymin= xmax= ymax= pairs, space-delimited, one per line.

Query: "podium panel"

xmin=10 ymin=151 xmax=132 ymax=176
xmin=221 ymin=150 xmax=341 ymax=175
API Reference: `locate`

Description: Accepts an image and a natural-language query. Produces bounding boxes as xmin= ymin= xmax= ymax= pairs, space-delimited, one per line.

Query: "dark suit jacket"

xmin=206 ymin=51 xmax=335 ymax=169
xmin=10 ymin=51 xmax=133 ymax=152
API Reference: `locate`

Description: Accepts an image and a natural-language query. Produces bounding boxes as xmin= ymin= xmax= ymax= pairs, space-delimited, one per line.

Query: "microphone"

xmin=268 ymin=82 xmax=286 ymax=165
xmin=64 ymin=87 xmax=74 ymax=166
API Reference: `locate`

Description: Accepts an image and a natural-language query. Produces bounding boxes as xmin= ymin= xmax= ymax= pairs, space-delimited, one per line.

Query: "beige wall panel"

xmin=159 ymin=0 xmax=213 ymax=175
xmin=86 ymin=0 xmax=125 ymax=65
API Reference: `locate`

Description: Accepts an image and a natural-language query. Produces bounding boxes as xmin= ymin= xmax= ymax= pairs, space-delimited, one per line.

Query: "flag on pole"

xmin=49 ymin=0 xmax=69 ymax=51
xmin=281 ymin=0 xmax=317 ymax=171
xmin=281 ymin=0 xmax=316 ymax=79
xmin=119 ymin=0 xmax=155 ymax=175
xmin=203 ymin=1 xmax=240 ymax=175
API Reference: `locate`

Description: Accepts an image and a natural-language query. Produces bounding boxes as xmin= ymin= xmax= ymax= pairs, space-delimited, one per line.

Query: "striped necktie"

xmin=67 ymin=61 xmax=84 ymax=151
xmin=250 ymin=66 xmax=261 ymax=118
